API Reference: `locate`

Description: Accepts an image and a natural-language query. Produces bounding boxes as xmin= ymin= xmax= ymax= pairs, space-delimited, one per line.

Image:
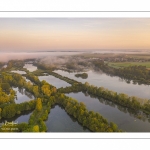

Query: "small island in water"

xmin=75 ymin=73 xmax=88 ymax=79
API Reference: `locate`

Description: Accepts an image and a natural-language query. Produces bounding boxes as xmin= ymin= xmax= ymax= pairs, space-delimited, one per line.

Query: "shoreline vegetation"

xmin=92 ymin=60 xmax=150 ymax=85
xmin=75 ymin=73 xmax=88 ymax=79
xmin=0 ymin=62 xmax=122 ymax=132
xmin=1 ymin=56 xmax=150 ymax=132
xmin=34 ymin=64 xmax=150 ymax=116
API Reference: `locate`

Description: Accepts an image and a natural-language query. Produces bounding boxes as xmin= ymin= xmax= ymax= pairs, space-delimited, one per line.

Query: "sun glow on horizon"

xmin=0 ymin=18 xmax=150 ymax=51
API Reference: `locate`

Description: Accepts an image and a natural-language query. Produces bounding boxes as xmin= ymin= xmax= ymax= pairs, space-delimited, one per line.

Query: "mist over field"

xmin=0 ymin=52 xmax=45 ymax=62
xmin=0 ymin=51 xmax=83 ymax=62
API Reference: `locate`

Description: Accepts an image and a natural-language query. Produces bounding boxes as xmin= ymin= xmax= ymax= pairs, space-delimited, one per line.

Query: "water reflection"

xmin=54 ymin=69 xmax=150 ymax=99
xmin=11 ymin=70 xmax=26 ymax=74
xmin=66 ymin=92 xmax=150 ymax=132
xmin=13 ymin=87 xmax=34 ymax=104
xmin=46 ymin=105 xmax=90 ymax=132
xmin=39 ymin=75 xmax=71 ymax=89
xmin=23 ymin=63 xmax=37 ymax=72
xmin=0 ymin=110 xmax=32 ymax=124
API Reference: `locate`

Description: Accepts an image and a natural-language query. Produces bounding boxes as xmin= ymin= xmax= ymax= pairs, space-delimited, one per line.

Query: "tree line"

xmin=24 ymin=73 xmax=123 ymax=132
xmin=0 ymin=70 xmax=122 ymax=132
xmin=92 ymin=60 xmax=150 ymax=85
xmin=58 ymin=81 xmax=150 ymax=115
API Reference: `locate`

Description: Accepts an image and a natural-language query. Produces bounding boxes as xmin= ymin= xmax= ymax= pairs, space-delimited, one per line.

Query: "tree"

xmin=33 ymin=125 xmax=39 ymax=132
xmin=36 ymin=98 xmax=42 ymax=112
xmin=0 ymin=83 xmax=10 ymax=91
xmin=0 ymin=108 xmax=2 ymax=119
xmin=33 ymin=86 xmax=39 ymax=97
xmin=110 ymin=122 xmax=118 ymax=132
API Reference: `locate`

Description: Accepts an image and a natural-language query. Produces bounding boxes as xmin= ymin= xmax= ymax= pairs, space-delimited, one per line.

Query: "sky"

xmin=0 ymin=18 xmax=150 ymax=51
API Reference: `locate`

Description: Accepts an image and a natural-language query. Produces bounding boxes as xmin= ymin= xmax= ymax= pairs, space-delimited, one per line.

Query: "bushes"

xmin=1 ymin=100 xmax=36 ymax=119
xmin=75 ymin=73 xmax=88 ymax=79
xmin=54 ymin=93 xmax=122 ymax=132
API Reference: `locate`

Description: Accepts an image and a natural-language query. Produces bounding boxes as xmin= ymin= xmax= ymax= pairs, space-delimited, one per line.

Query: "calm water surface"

xmin=23 ymin=63 xmax=37 ymax=72
xmin=66 ymin=92 xmax=150 ymax=132
xmin=4 ymin=61 xmax=150 ymax=132
xmin=11 ymin=70 xmax=26 ymax=74
xmin=46 ymin=105 xmax=90 ymax=132
xmin=38 ymin=75 xmax=71 ymax=89
xmin=0 ymin=111 xmax=32 ymax=125
xmin=13 ymin=87 xmax=34 ymax=104
xmin=54 ymin=70 xmax=150 ymax=99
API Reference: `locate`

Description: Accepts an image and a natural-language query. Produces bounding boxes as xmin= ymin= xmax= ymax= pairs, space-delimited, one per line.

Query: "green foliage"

xmin=54 ymin=93 xmax=121 ymax=132
xmin=0 ymin=83 xmax=10 ymax=91
xmin=93 ymin=60 xmax=150 ymax=85
xmin=33 ymin=125 xmax=39 ymax=132
xmin=36 ymin=98 xmax=42 ymax=112
xmin=0 ymin=66 xmax=124 ymax=132
xmin=1 ymin=100 xmax=36 ymax=119
xmin=75 ymin=73 xmax=88 ymax=79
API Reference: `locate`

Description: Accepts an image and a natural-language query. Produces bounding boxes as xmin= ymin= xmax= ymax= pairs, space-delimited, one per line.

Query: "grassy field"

xmin=125 ymin=54 xmax=150 ymax=60
xmin=107 ymin=62 xmax=150 ymax=69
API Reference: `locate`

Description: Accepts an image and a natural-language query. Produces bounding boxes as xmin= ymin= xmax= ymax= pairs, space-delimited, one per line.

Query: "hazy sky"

xmin=0 ymin=18 xmax=150 ymax=51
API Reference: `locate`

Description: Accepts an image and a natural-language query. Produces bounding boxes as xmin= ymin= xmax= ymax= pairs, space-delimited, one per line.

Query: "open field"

xmin=125 ymin=54 xmax=150 ymax=60
xmin=76 ymin=53 xmax=120 ymax=58
xmin=107 ymin=62 xmax=150 ymax=69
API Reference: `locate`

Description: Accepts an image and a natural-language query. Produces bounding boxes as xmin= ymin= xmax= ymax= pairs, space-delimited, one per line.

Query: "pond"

xmin=38 ymin=75 xmax=71 ymax=89
xmin=46 ymin=105 xmax=90 ymax=132
xmin=0 ymin=111 xmax=32 ymax=125
xmin=11 ymin=70 xmax=26 ymax=74
xmin=66 ymin=92 xmax=150 ymax=132
xmin=23 ymin=63 xmax=37 ymax=72
xmin=13 ymin=87 xmax=34 ymax=104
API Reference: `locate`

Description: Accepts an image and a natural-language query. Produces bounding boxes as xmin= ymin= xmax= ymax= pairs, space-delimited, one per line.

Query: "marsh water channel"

xmin=38 ymin=70 xmax=150 ymax=132
xmin=41 ymin=69 xmax=150 ymax=132
xmin=45 ymin=105 xmax=90 ymax=132
xmin=0 ymin=68 xmax=35 ymax=125
xmin=0 ymin=86 xmax=34 ymax=125
xmin=3 ymin=63 xmax=150 ymax=132
xmin=54 ymin=69 xmax=150 ymax=99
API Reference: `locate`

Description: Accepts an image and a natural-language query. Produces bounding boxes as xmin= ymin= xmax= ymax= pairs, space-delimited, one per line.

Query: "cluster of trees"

xmin=0 ymin=88 xmax=16 ymax=105
xmin=28 ymin=98 xmax=50 ymax=132
xmin=1 ymin=60 xmax=25 ymax=71
xmin=0 ymin=83 xmax=11 ymax=92
xmin=82 ymin=82 xmax=150 ymax=114
xmin=30 ymin=64 xmax=81 ymax=85
xmin=66 ymin=62 xmax=77 ymax=70
xmin=0 ymin=77 xmax=16 ymax=105
xmin=92 ymin=60 xmax=150 ymax=85
xmin=47 ymin=71 xmax=80 ymax=85
xmin=0 ymin=69 xmax=123 ymax=132
xmin=58 ymin=80 xmax=150 ymax=115
xmin=75 ymin=73 xmax=88 ymax=79
xmin=58 ymin=83 xmax=83 ymax=93
xmin=115 ymin=66 xmax=150 ymax=84
xmin=34 ymin=62 xmax=56 ymax=71
xmin=24 ymin=73 xmax=41 ymax=86
xmin=25 ymin=73 xmax=122 ymax=132
xmin=0 ymin=100 xmax=35 ymax=119
xmin=54 ymin=93 xmax=122 ymax=132
xmin=1 ymin=72 xmax=26 ymax=88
